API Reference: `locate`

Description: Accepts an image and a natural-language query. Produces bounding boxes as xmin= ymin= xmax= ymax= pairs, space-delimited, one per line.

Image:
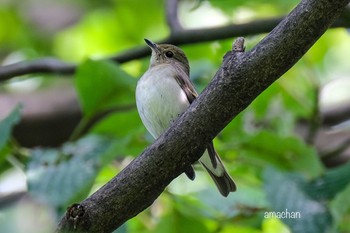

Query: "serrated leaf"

xmin=26 ymin=135 xmax=115 ymax=209
xmin=0 ymin=105 xmax=21 ymax=149
xmin=74 ymin=59 xmax=136 ymax=117
xmin=264 ymin=167 xmax=332 ymax=233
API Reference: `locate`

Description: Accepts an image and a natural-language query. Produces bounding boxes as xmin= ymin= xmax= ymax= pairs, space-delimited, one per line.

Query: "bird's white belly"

xmin=136 ymin=66 xmax=190 ymax=138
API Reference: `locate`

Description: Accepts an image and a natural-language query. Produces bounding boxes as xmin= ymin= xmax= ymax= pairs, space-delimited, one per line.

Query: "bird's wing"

xmin=173 ymin=72 xmax=217 ymax=168
xmin=206 ymin=142 xmax=218 ymax=168
xmin=174 ymin=72 xmax=198 ymax=103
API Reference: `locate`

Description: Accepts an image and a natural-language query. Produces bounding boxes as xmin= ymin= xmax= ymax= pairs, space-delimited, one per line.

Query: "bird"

xmin=135 ymin=38 xmax=236 ymax=197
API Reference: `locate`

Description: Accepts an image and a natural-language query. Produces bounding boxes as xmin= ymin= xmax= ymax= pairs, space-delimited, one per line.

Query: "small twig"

xmin=232 ymin=37 xmax=246 ymax=52
xmin=69 ymin=104 xmax=135 ymax=141
xmin=306 ymin=86 xmax=321 ymax=144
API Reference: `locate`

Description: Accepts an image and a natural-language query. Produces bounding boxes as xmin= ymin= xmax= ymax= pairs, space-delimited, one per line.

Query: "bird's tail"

xmin=199 ymin=150 xmax=236 ymax=197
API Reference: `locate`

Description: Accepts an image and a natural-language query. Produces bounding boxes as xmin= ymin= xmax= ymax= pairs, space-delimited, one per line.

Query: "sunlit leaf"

xmin=330 ymin=183 xmax=350 ymax=232
xmin=208 ymin=0 xmax=298 ymax=18
xmin=220 ymin=225 xmax=262 ymax=233
xmin=54 ymin=0 xmax=167 ymax=61
xmin=153 ymin=211 xmax=210 ymax=233
xmin=262 ymin=218 xmax=291 ymax=233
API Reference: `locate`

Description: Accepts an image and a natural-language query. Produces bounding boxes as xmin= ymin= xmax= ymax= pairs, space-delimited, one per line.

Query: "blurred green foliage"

xmin=75 ymin=59 xmax=136 ymax=117
xmin=1 ymin=0 xmax=350 ymax=233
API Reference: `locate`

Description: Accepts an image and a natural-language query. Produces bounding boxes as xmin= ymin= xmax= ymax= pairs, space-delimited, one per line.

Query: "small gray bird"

xmin=136 ymin=39 xmax=236 ymax=196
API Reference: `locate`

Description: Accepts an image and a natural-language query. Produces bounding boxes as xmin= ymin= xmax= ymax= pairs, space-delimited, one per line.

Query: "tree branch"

xmin=0 ymin=58 xmax=75 ymax=81
xmin=56 ymin=0 xmax=350 ymax=232
xmin=165 ymin=0 xmax=183 ymax=32
xmin=1 ymin=7 xmax=350 ymax=81
xmin=69 ymin=104 xmax=135 ymax=141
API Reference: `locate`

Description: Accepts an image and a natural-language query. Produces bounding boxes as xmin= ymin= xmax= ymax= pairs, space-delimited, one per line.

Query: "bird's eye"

xmin=165 ymin=51 xmax=174 ymax=58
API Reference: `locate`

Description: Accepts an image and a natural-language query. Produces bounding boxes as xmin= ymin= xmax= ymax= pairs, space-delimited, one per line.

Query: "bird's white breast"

xmin=136 ymin=64 xmax=190 ymax=138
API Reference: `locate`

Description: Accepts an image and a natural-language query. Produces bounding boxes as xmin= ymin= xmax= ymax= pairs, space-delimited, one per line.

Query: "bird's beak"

xmin=144 ymin=38 xmax=159 ymax=52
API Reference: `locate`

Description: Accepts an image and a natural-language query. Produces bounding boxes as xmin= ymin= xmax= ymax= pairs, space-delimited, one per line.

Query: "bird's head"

xmin=144 ymin=39 xmax=190 ymax=76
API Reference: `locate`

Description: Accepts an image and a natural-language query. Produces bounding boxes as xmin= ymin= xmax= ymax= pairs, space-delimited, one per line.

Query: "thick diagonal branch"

xmin=56 ymin=0 xmax=350 ymax=232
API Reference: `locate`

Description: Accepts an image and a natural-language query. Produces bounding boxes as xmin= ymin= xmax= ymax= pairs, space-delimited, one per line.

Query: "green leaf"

xmin=241 ymin=131 xmax=324 ymax=178
xmin=196 ymin=184 xmax=268 ymax=218
xmin=262 ymin=218 xmax=291 ymax=233
xmin=330 ymin=183 xmax=350 ymax=232
xmin=301 ymin=161 xmax=350 ymax=200
xmin=26 ymin=135 xmax=115 ymax=209
xmin=264 ymin=167 xmax=332 ymax=233
xmin=220 ymin=225 xmax=262 ymax=233
xmin=209 ymin=0 xmax=298 ymax=17
xmin=0 ymin=105 xmax=21 ymax=150
xmin=92 ymin=112 xmax=148 ymax=156
xmin=154 ymin=211 xmax=210 ymax=233
xmin=112 ymin=223 xmax=127 ymax=233
xmin=264 ymin=162 xmax=350 ymax=233
xmin=92 ymin=110 xmax=141 ymax=137
xmin=0 ymin=144 xmax=12 ymax=174
xmin=171 ymin=173 xmax=268 ymax=220
xmin=54 ymin=1 xmax=167 ymax=61
xmin=0 ymin=105 xmax=21 ymax=174
xmin=74 ymin=59 xmax=136 ymax=117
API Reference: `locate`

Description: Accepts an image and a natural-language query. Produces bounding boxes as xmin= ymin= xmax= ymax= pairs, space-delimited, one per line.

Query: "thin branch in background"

xmin=69 ymin=104 xmax=135 ymax=141
xmin=165 ymin=0 xmax=183 ymax=32
xmin=1 ymin=6 xmax=350 ymax=82
xmin=108 ymin=46 xmax=150 ymax=65
xmin=0 ymin=58 xmax=75 ymax=81
xmin=306 ymin=86 xmax=321 ymax=144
